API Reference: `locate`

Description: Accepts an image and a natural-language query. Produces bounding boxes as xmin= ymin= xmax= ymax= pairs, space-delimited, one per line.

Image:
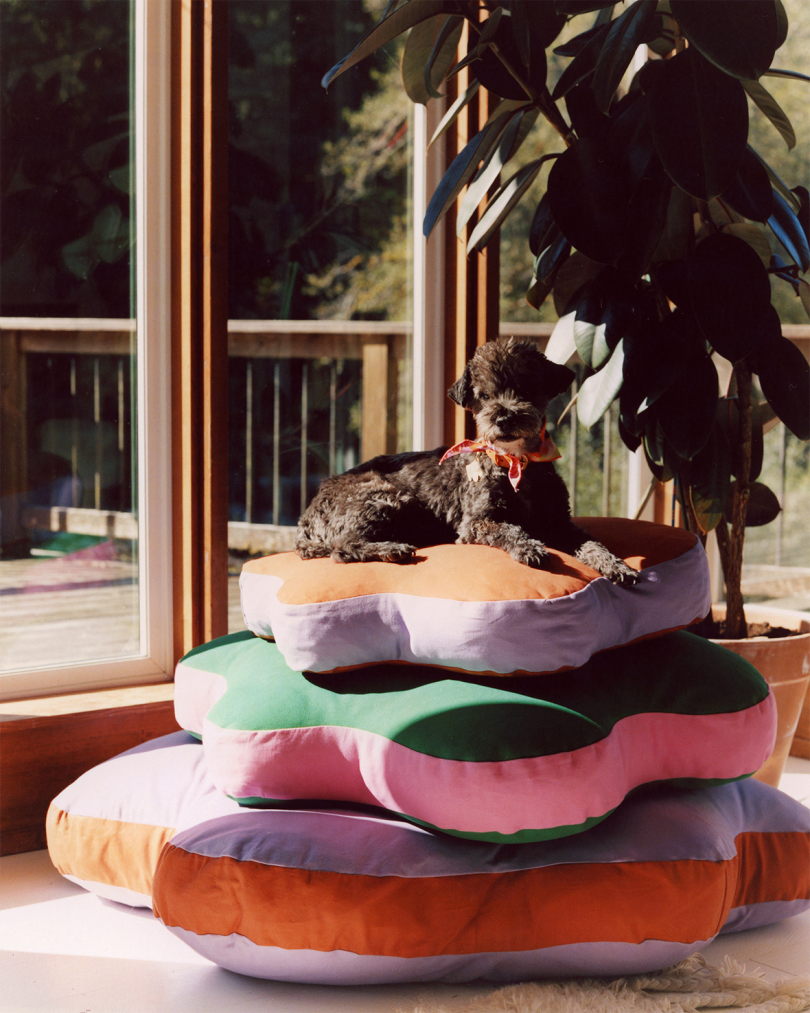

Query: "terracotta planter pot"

xmin=711 ymin=606 xmax=810 ymax=788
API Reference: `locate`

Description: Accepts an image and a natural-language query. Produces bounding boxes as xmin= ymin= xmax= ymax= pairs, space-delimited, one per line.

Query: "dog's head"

xmin=448 ymin=338 xmax=574 ymax=453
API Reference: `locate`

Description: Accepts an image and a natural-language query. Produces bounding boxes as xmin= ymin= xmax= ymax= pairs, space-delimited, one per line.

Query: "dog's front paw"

xmin=375 ymin=542 xmax=417 ymax=563
xmin=331 ymin=540 xmax=416 ymax=564
xmin=603 ymin=558 xmax=640 ymax=586
xmin=510 ymin=539 xmax=551 ymax=570
xmin=575 ymin=540 xmax=639 ymax=586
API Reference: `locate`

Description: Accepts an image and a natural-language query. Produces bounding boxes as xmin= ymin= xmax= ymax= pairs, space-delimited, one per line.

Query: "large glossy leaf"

xmin=457 ymin=110 xmax=526 ymax=235
xmin=529 ymin=193 xmax=555 ymax=257
xmin=428 ymin=79 xmax=480 ymax=147
xmin=721 ymin=223 xmax=772 ymax=269
xmin=469 ymin=18 xmax=535 ymax=100
xmin=621 ymin=307 xmax=703 ymax=423
xmin=555 ymin=1 xmax=616 ymax=13
xmin=794 ymin=186 xmax=810 ymax=244
xmin=617 ymin=164 xmax=672 ymax=279
xmin=577 ymin=339 xmax=625 ymax=428
xmin=566 ymin=81 xmax=611 ymax=143
xmin=554 ymin=21 xmax=606 ymax=59
xmin=323 ymin=0 xmax=458 ymax=90
xmin=652 ymin=352 xmax=718 ymax=459
xmin=801 ymin=279 xmax=810 ymax=321
xmin=726 ymin=480 xmax=781 ymax=527
xmin=775 ymin=0 xmax=789 ymax=49
xmin=687 ymin=233 xmax=772 ymax=361
xmin=536 ymin=230 xmax=571 ymax=284
xmin=769 ymin=189 xmax=810 ymax=272
xmin=545 ymin=310 xmax=579 ymax=365
xmin=752 ymin=324 xmax=810 ymax=440
xmin=647 ymin=11 xmax=677 ymax=57
xmin=607 ymin=92 xmax=655 ymax=189
xmin=593 ymin=0 xmax=658 ymax=113
xmin=752 ymin=148 xmax=800 ymax=212
xmin=670 ymin=0 xmax=779 ymax=80
xmin=572 ymin=268 xmax=637 ymax=369
xmin=689 ymin=417 xmax=732 ymax=533
xmin=652 ymin=259 xmax=689 ymax=309
xmin=642 ymin=419 xmax=676 ymax=482
xmin=511 ymin=0 xmax=566 ymax=72
xmin=423 ymin=113 xmax=511 ymax=237
xmin=720 ymin=147 xmax=773 ymax=223
xmin=652 ymin=186 xmax=693 ymax=265
xmin=467 ymin=156 xmax=553 ymax=253
xmin=552 ymin=253 xmax=605 ymax=315
xmin=402 ymin=14 xmax=463 ymax=104
xmin=551 ymin=23 xmax=610 ymax=101
xmin=546 ymin=139 xmax=633 ymax=264
xmin=649 ymin=48 xmax=749 ymax=200
xmin=526 ymin=275 xmax=553 ymax=312
xmin=618 ymin=415 xmax=642 ymax=453
xmin=574 ymin=320 xmax=609 ymax=372
xmin=742 ymin=79 xmax=795 ymax=151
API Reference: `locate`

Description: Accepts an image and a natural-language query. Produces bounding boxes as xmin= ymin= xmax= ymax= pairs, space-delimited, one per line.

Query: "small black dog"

xmin=295 ymin=337 xmax=638 ymax=585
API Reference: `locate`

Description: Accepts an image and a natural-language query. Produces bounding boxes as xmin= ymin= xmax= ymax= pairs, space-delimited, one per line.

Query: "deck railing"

xmin=0 ymin=318 xmax=409 ymax=554
xmin=2 ymin=318 xmax=807 ymax=560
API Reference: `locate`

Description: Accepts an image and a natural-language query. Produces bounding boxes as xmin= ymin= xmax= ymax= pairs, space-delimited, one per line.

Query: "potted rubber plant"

xmin=324 ymin=0 xmax=810 ymax=778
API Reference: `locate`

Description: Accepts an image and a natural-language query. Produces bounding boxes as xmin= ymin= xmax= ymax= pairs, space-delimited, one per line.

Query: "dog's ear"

xmin=543 ymin=357 xmax=576 ymax=397
xmin=448 ymin=367 xmax=473 ymax=407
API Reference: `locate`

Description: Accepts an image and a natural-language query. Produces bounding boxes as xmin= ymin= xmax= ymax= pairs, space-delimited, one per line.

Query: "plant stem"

xmin=724 ymin=362 xmax=752 ymax=640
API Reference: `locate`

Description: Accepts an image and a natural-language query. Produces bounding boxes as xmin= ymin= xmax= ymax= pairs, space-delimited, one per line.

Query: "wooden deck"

xmin=0 ymin=554 xmax=140 ymax=674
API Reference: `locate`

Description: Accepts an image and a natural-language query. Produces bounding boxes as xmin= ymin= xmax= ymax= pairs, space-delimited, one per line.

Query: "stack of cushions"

xmin=47 ymin=732 xmax=810 ymax=984
xmin=47 ymin=518 xmax=810 ymax=985
xmin=173 ymin=630 xmax=776 ymax=843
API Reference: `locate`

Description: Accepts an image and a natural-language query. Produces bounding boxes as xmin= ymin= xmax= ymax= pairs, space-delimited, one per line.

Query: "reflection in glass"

xmin=226 ymin=0 xmax=414 ymax=632
xmin=0 ymin=0 xmax=139 ymax=673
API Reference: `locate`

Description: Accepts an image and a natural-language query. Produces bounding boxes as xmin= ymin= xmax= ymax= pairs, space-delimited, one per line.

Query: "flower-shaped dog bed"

xmin=239 ymin=517 xmax=711 ymax=675
xmin=174 ymin=630 xmax=775 ymax=843
xmin=46 ymin=732 xmax=810 ymax=985
xmin=46 ymin=731 xmax=244 ymax=906
xmin=154 ymin=779 xmax=810 ymax=984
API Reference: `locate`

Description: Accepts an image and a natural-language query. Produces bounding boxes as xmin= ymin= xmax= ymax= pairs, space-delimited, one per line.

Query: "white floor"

xmin=2 ymin=757 xmax=809 ymax=1013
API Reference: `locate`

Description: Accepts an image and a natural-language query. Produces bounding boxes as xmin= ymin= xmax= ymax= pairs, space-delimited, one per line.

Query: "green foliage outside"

xmin=0 ymin=0 xmax=132 ymax=317
xmin=1 ymin=0 xmax=413 ymax=323
xmin=228 ymin=0 xmax=411 ymax=322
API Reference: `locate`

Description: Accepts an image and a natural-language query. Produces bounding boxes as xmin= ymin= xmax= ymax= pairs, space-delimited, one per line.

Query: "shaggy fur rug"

xmin=408 ymin=955 xmax=810 ymax=1013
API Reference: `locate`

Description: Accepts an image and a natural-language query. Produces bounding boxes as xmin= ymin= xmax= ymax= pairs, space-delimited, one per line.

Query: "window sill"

xmin=0 ymin=683 xmax=179 ymax=857
xmin=0 ymin=682 xmax=174 ymax=723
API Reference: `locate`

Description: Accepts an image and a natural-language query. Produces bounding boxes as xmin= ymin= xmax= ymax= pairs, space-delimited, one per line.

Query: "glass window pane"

xmin=226 ymin=0 xmax=414 ymax=633
xmin=0 ymin=0 xmax=140 ymax=675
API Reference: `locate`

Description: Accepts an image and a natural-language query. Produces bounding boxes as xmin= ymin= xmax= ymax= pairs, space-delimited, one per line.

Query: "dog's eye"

xmin=477 ymin=392 xmax=490 ymax=401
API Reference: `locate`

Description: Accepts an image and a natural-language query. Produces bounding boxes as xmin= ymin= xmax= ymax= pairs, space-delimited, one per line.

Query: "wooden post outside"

xmin=171 ymin=0 xmax=229 ymax=661
xmin=441 ymin=21 xmax=500 ymax=447
xmin=0 ymin=330 xmax=27 ymax=549
xmin=361 ymin=342 xmax=389 ymax=461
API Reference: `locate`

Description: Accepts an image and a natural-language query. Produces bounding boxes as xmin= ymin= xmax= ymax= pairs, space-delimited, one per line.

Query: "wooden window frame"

xmin=171 ymin=0 xmax=230 ymax=658
xmin=0 ymin=0 xmax=229 ymax=855
xmin=0 ymin=0 xmax=495 ymax=856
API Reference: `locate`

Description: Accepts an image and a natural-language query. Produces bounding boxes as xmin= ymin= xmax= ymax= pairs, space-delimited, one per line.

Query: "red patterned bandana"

xmin=440 ymin=423 xmax=561 ymax=491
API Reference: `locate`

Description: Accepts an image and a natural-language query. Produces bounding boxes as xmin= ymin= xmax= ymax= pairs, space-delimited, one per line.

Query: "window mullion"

xmin=171 ymin=0 xmax=229 ymax=662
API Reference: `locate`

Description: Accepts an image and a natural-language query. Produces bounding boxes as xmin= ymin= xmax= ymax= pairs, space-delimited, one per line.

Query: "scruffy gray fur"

xmin=295 ymin=337 xmax=638 ymax=585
